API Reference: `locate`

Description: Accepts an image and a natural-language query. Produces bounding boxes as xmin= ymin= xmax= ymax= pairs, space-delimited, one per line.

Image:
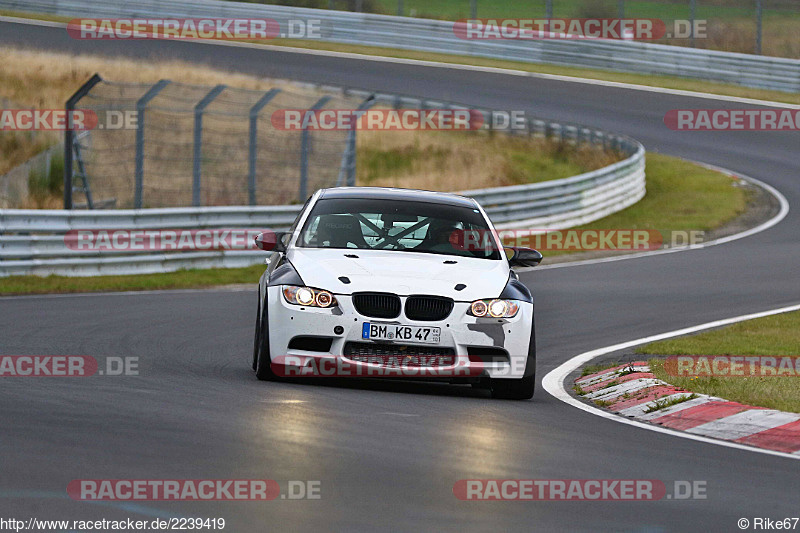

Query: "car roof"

xmin=317 ymin=187 xmax=478 ymax=208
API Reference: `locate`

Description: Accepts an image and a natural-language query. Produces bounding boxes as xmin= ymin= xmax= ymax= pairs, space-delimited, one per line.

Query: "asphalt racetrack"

xmin=1 ymin=19 xmax=799 ymax=531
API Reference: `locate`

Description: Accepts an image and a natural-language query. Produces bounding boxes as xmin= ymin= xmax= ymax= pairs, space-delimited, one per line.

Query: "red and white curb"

xmin=575 ymin=363 xmax=800 ymax=454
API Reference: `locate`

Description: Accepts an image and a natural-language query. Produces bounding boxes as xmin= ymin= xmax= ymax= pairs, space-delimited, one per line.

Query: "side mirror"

xmin=255 ymin=231 xmax=290 ymax=253
xmin=505 ymin=247 xmax=543 ymax=268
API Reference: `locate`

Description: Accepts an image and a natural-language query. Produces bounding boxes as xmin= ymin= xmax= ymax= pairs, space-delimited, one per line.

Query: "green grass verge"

xmin=641 ymin=310 xmax=800 ymax=413
xmin=544 ymin=152 xmax=748 ymax=257
xmin=642 ymin=393 xmax=698 ymax=413
xmin=639 ymin=310 xmax=800 ymax=356
xmin=2 ymin=10 xmax=800 ymax=105
xmin=581 ymin=361 xmax=621 ymax=376
xmin=27 ymin=150 xmax=64 ymax=206
xmin=0 ymin=265 xmax=265 ymax=296
xmin=580 ymin=361 xmax=640 ymax=377
xmin=589 ymin=154 xmax=747 ymax=232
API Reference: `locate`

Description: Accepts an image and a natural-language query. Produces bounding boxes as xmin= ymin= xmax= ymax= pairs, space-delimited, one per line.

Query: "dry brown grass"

xmin=0 ymin=47 xmax=307 ymax=109
xmin=356 ymin=127 xmax=621 ymax=191
xmin=0 ymin=131 xmax=51 ymax=175
xmin=20 ymin=193 xmax=62 ymax=209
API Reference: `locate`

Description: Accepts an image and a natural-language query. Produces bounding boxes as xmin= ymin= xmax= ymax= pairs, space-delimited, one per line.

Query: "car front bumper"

xmin=266 ymin=286 xmax=534 ymax=380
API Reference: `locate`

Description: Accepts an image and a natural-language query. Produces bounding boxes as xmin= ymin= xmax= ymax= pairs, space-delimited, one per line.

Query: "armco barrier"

xmin=0 ymin=138 xmax=644 ymax=277
xmin=1 ymin=0 xmax=799 ymax=92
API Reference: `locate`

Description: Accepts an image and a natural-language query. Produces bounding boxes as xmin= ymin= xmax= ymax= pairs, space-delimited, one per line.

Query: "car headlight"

xmin=282 ymin=286 xmax=337 ymax=308
xmin=468 ymin=299 xmax=519 ymax=318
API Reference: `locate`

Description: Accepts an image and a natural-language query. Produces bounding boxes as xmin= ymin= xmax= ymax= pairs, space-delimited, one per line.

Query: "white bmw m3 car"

xmin=252 ymin=187 xmax=542 ymax=399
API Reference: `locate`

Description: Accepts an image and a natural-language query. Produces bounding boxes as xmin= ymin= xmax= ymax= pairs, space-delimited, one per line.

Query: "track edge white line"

xmin=542 ymin=302 xmax=800 ymax=461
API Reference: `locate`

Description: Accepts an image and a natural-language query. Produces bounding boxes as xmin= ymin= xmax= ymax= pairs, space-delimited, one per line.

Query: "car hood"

xmin=287 ymin=248 xmax=510 ymax=301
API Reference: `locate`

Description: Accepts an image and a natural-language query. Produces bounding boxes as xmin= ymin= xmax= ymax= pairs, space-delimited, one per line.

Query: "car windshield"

xmin=297 ymin=197 xmax=501 ymax=260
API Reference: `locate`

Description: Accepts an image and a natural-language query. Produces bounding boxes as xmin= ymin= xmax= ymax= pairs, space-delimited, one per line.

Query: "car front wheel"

xmin=254 ymin=292 xmax=278 ymax=381
xmin=491 ymin=314 xmax=535 ymax=399
xmin=491 ymin=374 xmax=535 ymax=400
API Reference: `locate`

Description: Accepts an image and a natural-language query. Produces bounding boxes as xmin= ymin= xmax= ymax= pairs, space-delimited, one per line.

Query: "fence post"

xmin=337 ymin=95 xmax=375 ymax=187
xmin=397 ymin=0 xmax=403 ymax=16
xmin=690 ymin=0 xmax=696 ymax=48
xmin=470 ymin=0 xmax=477 ymax=19
xmin=299 ymin=95 xmax=332 ymax=202
xmin=134 ymin=79 xmax=170 ymax=209
xmin=617 ymin=0 xmax=624 ymax=19
xmin=248 ymin=88 xmax=281 ymax=206
xmin=64 ymin=73 xmax=102 ymax=210
xmin=755 ymin=0 xmax=762 ymax=55
xmin=192 ymin=84 xmax=226 ymax=207
xmin=546 ymin=0 xmax=553 ymax=20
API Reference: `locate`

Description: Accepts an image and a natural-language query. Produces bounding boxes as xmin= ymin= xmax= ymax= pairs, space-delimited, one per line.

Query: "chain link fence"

xmin=66 ymin=76 xmax=369 ymax=209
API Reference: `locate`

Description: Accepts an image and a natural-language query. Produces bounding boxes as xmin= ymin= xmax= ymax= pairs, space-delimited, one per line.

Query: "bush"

xmin=28 ymin=151 xmax=63 ymax=203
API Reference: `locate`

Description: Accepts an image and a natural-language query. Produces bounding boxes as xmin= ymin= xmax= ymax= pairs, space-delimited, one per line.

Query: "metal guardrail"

xmin=2 ymin=0 xmax=799 ymax=92
xmin=0 ymin=205 xmax=303 ymax=276
xmin=0 ymin=136 xmax=645 ymax=277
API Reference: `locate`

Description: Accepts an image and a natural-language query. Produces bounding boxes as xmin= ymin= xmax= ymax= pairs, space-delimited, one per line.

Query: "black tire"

xmin=491 ymin=311 xmax=536 ymax=400
xmin=491 ymin=374 xmax=535 ymax=400
xmin=252 ymin=293 xmax=260 ymax=371
xmin=471 ymin=377 xmax=492 ymax=390
xmin=254 ymin=292 xmax=278 ymax=381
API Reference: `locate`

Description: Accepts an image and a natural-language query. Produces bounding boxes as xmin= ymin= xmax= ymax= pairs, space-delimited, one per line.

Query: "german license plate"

xmin=362 ymin=323 xmax=441 ymax=344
